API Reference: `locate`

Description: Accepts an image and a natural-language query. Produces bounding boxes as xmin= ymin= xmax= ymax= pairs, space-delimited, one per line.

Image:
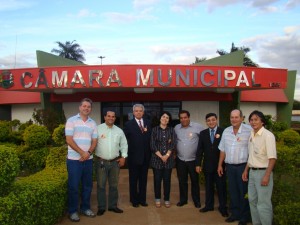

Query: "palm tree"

xmin=217 ymin=42 xmax=258 ymax=67
xmin=51 ymin=40 xmax=86 ymax=63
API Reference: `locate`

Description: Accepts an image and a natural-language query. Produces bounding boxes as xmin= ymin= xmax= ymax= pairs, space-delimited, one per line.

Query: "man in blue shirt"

xmin=174 ymin=110 xmax=204 ymax=208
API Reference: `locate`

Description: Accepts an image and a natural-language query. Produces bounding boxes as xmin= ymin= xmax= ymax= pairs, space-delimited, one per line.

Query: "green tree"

xmin=217 ymin=42 xmax=258 ymax=67
xmin=51 ymin=40 xmax=85 ymax=63
xmin=293 ymin=100 xmax=300 ymax=110
xmin=192 ymin=56 xmax=207 ymax=64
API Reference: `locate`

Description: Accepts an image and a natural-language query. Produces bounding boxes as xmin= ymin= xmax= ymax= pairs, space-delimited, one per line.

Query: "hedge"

xmin=0 ymin=146 xmax=68 ymax=225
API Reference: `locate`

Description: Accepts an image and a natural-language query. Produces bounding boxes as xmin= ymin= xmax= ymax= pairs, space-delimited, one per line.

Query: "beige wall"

xmin=240 ymin=102 xmax=277 ymax=122
xmin=12 ymin=104 xmax=42 ymax=123
xmin=182 ymin=101 xmax=219 ymax=128
xmin=63 ymin=102 xmax=101 ymax=124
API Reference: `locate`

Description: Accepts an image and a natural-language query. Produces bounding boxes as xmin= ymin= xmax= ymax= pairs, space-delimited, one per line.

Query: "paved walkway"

xmin=56 ymin=169 xmax=238 ymax=225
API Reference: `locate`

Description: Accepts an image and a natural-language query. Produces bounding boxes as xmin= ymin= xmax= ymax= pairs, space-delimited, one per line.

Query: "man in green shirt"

xmin=95 ymin=110 xmax=128 ymax=216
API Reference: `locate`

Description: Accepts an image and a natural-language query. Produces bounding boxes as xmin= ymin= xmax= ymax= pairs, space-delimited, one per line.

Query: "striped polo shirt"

xmin=65 ymin=113 xmax=98 ymax=160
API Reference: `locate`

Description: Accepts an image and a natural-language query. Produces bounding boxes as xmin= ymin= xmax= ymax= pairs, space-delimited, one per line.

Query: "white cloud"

xmin=0 ymin=53 xmax=36 ymax=69
xmin=243 ymin=28 xmax=300 ymax=100
xmin=285 ymin=0 xmax=300 ymax=9
xmin=133 ymin=0 xmax=161 ymax=9
xmin=0 ymin=0 xmax=35 ymax=11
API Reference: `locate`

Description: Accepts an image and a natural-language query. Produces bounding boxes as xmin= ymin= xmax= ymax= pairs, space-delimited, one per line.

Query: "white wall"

xmin=63 ymin=102 xmax=101 ymax=124
xmin=12 ymin=104 xmax=42 ymax=123
xmin=240 ymin=102 xmax=277 ymax=122
xmin=182 ymin=101 xmax=219 ymax=127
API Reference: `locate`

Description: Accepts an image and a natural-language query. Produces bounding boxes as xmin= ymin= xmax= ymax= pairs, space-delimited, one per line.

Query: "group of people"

xmin=65 ymin=98 xmax=277 ymax=225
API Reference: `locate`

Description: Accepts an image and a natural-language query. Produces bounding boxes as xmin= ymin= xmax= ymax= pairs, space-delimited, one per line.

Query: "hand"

xmin=217 ymin=166 xmax=223 ymax=177
xmin=117 ymin=157 xmax=126 ymax=167
xmin=79 ymin=151 xmax=90 ymax=161
xmin=161 ymin=155 xmax=168 ymax=163
xmin=195 ymin=166 xmax=201 ymax=174
xmin=261 ymin=174 xmax=270 ymax=186
xmin=242 ymin=170 xmax=248 ymax=182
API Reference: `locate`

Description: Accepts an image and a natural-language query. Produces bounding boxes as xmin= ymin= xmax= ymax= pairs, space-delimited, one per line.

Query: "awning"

xmin=0 ymin=91 xmax=41 ymax=104
xmin=240 ymin=89 xmax=288 ymax=103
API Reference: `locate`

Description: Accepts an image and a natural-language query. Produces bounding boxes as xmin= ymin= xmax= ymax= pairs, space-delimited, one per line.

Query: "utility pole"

xmin=98 ymin=56 xmax=105 ymax=65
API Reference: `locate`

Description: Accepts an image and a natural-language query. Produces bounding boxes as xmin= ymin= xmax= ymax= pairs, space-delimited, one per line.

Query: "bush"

xmin=277 ymin=129 xmax=300 ymax=147
xmin=274 ymin=202 xmax=300 ymax=225
xmin=46 ymin=146 xmax=67 ymax=169
xmin=0 ymin=145 xmax=20 ymax=196
xmin=52 ymin=124 xmax=66 ymax=146
xmin=22 ymin=147 xmax=50 ymax=173
xmin=0 ymin=165 xmax=67 ymax=225
xmin=23 ymin=124 xmax=50 ymax=149
xmin=0 ymin=121 xmax=10 ymax=142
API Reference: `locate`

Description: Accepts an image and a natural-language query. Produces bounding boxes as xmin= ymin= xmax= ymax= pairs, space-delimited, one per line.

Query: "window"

xmin=101 ymin=102 xmax=181 ymax=128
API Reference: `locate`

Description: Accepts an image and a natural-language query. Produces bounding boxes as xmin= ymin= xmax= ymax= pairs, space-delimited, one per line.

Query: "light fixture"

xmin=215 ymin=88 xmax=235 ymax=93
xmin=54 ymin=89 xmax=74 ymax=94
xmin=133 ymin=88 xmax=154 ymax=94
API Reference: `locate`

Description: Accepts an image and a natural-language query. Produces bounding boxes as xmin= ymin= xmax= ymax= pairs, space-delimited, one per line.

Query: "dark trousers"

xmin=128 ymin=161 xmax=149 ymax=205
xmin=152 ymin=168 xmax=172 ymax=201
xmin=226 ymin=163 xmax=251 ymax=223
xmin=176 ymin=158 xmax=200 ymax=204
xmin=204 ymin=170 xmax=227 ymax=212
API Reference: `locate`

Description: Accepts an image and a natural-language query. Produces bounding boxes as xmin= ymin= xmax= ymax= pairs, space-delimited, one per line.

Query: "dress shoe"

xmin=238 ymin=222 xmax=247 ymax=225
xmin=176 ymin=202 xmax=187 ymax=207
xmin=194 ymin=202 xmax=201 ymax=208
xmin=221 ymin=211 xmax=229 ymax=217
xmin=199 ymin=207 xmax=214 ymax=213
xmin=97 ymin=209 xmax=105 ymax=216
xmin=108 ymin=207 xmax=124 ymax=213
xmin=225 ymin=216 xmax=236 ymax=223
xmin=132 ymin=203 xmax=139 ymax=208
xmin=140 ymin=202 xmax=148 ymax=207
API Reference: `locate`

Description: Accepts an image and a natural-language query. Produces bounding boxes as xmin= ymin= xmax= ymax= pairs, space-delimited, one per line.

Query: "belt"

xmin=250 ymin=167 xmax=267 ymax=170
xmin=96 ymin=156 xmax=119 ymax=162
xmin=227 ymin=163 xmax=247 ymax=167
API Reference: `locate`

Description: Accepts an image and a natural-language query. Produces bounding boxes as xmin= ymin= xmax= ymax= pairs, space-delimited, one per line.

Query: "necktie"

xmin=210 ymin=129 xmax=215 ymax=143
xmin=138 ymin=120 xmax=144 ymax=133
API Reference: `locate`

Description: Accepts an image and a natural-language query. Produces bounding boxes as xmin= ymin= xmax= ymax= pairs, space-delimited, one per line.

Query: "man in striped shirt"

xmin=65 ymin=98 xmax=98 ymax=222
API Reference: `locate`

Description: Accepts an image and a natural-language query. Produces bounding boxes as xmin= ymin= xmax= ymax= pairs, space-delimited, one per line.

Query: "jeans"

xmin=248 ymin=170 xmax=273 ymax=225
xmin=226 ymin=163 xmax=251 ymax=223
xmin=67 ymin=159 xmax=93 ymax=214
xmin=96 ymin=159 xmax=120 ymax=210
xmin=152 ymin=168 xmax=172 ymax=201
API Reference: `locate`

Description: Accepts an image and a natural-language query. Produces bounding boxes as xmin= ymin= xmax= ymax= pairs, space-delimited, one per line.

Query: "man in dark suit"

xmin=124 ymin=104 xmax=152 ymax=207
xmin=196 ymin=113 xmax=228 ymax=217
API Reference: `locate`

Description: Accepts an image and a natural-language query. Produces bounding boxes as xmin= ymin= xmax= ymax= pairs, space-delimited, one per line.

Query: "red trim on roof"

xmin=240 ymin=89 xmax=288 ymax=103
xmin=0 ymin=91 xmax=41 ymax=104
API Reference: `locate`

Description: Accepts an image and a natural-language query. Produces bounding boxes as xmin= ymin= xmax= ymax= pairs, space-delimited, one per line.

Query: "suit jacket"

xmin=124 ymin=118 xmax=152 ymax=166
xmin=196 ymin=127 xmax=224 ymax=173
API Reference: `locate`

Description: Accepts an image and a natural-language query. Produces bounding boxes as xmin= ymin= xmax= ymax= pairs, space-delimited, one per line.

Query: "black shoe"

xmin=140 ymin=202 xmax=148 ymax=207
xmin=194 ymin=202 xmax=201 ymax=208
xmin=132 ymin=203 xmax=139 ymax=208
xmin=200 ymin=207 xmax=214 ymax=213
xmin=221 ymin=211 xmax=229 ymax=217
xmin=225 ymin=216 xmax=236 ymax=223
xmin=97 ymin=209 xmax=105 ymax=216
xmin=176 ymin=202 xmax=187 ymax=207
xmin=238 ymin=222 xmax=247 ymax=225
xmin=108 ymin=207 xmax=123 ymax=213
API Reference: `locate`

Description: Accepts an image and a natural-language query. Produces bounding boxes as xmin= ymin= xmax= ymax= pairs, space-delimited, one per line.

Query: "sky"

xmin=0 ymin=0 xmax=299 ymax=100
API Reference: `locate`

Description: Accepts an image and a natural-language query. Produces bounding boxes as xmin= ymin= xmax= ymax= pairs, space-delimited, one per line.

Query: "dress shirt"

xmin=135 ymin=118 xmax=144 ymax=127
xmin=218 ymin=123 xmax=252 ymax=164
xmin=65 ymin=114 xmax=98 ymax=160
xmin=247 ymin=126 xmax=277 ymax=168
xmin=95 ymin=123 xmax=128 ymax=160
xmin=150 ymin=126 xmax=176 ymax=169
xmin=174 ymin=122 xmax=204 ymax=161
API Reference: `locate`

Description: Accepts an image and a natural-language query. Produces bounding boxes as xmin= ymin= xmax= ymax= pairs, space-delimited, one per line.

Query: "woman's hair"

xmin=159 ymin=111 xmax=172 ymax=124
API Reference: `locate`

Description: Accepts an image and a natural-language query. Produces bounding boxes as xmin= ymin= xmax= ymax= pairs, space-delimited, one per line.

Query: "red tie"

xmin=138 ymin=120 xmax=144 ymax=133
